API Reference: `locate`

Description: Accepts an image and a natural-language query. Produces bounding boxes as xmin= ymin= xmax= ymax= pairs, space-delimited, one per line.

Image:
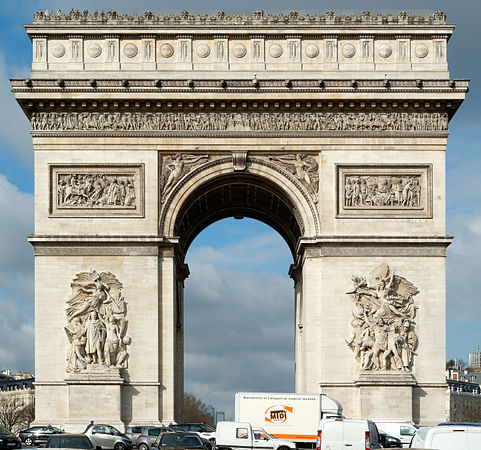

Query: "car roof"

xmin=51 ymin=434 xmax=88 ymax=437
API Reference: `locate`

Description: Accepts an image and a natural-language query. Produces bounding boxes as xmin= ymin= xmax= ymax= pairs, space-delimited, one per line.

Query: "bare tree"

xmin=183 ymin=393 xmax=214 ymax=424
xmin=0 ymin=396 xmax=35 ymax=431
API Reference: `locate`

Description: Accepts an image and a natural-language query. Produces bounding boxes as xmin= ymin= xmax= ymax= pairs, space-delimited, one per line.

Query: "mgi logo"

xmin=264 ymin=405 xmax=293 ymax=423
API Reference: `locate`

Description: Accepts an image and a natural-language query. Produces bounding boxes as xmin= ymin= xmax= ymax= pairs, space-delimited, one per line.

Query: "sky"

xmin=0 ymin=0 xmax=479 ymax=419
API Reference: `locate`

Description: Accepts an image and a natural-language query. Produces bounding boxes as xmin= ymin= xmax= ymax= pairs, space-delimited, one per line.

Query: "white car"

xmin=410 ymin=425 xmax=481 ymax=449
xmin=374 ymin=421 xmax=417 ymax=448
xmin=316 ymin=418 xmax=382 ymax=450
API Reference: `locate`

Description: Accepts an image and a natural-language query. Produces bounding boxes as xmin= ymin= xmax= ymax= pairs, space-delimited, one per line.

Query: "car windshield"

xmin=109 ymin=427 xmax=123 ymax=436
xmin=161 ymin=434 xmax=202 ymax=448
xmin=0 ymin=427 xmax=11 ymax=435
xmin=47 ymin=436 xmax=92 ymax=449
xmin=196 ymin=425 xmax=215 ymax=432
xmin=253 ymin=429 xmax=272 ymax=439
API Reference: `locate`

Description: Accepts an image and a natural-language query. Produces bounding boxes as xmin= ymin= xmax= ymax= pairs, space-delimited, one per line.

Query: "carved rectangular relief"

xmin=336 ymin=164 xmax=432 ymax=218
xmin=49 ymin=164 xmax=144 ymax=217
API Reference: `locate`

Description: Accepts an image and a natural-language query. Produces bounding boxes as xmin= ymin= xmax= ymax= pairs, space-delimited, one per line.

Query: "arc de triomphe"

xmin=12 ymin=9 xmax=467 ymax=430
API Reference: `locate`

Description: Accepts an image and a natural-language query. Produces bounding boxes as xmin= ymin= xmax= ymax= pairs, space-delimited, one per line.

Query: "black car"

xmin=378 ymin=431 xmax=402 ymax=448
xmin=45 ymin=434 xmax=100 ymax=450
xmin=0 ymin=427 xmax=21 ymax=450
xmin=153 ymin=432 xmax=209 ymax=450
xmin=19 ymin=426 xmax=64 ymax=446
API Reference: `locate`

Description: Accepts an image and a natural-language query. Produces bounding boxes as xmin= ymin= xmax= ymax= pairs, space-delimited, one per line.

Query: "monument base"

xmin=64 ymin=367 xmax=125 ymax=433
xmin=356 ymin=371 xmax=416 ymax=421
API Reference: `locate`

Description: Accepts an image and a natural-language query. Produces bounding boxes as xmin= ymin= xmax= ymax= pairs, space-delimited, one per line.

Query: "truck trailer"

xmin=234 ymin=392 xmax=343 ymax=448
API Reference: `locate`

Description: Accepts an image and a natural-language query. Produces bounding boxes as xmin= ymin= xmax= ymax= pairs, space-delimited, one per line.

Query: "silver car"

xmin=84 ymin=424 xmax=133 ymax=450
xmin=125 ymin=427 xmax=156 ymax=445
xmin=136 ymin=427 xmax=174 ymax=450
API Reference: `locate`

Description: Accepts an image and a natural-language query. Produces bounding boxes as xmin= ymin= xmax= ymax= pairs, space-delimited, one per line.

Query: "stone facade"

xmin=12 ymin=9 xmax=468 ymax=430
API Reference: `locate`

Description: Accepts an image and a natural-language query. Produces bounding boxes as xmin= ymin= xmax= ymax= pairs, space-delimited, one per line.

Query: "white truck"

xmin=234 ymin=392 xmax=343 ymax=448
xmin=216 ymin=421 xmax=296 ymax=450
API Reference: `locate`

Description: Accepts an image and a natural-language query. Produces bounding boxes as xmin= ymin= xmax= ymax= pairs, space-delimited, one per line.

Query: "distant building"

xmin=215 ymin=411 xmax=225 ymax=424
xmin=469 ymin=348 xmax=481 ymax=369
xmin=0 ymin=370 xmax=35 ymax=410
xmin=446 ymin=366 xmax=481 ymax=422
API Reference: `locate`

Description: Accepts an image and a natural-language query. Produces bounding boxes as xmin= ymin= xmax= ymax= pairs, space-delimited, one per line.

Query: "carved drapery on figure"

xmin=64 ymin=271 xmax=131 ymax=373
xmin=31 ymin=112 xmax=448 ymax=133
xmin=346 ymin=263 xmax=419 ymax=372
xmin=161 ymin=153 xmax=209 ymax=200
xmin=268 ymin=154 xmax=319 ymax=202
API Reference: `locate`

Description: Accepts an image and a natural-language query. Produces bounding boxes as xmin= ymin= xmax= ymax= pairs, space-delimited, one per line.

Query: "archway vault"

xmin=160 ymin=157 xmax=321 ymax=258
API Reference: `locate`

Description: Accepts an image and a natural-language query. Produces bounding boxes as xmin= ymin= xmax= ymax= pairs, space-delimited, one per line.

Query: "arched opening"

xmin=184 ymin=218 xmax=294 ymax=419
xmin=167 ymin=169 xmax=309 ymax=420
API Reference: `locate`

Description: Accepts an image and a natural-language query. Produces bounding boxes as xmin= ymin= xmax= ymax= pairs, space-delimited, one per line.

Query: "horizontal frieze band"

xmin=303 ymin=244 xmax=448 ymax=257
xmin=30 ymin=111 xmax=448 ymax=132
xmin=33 ymin=245 xmax=159 ymax=256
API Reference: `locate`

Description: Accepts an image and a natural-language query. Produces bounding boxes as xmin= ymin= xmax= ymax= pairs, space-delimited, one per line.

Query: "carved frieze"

xmin=268 ymin=154 xmax=319 ymax=202
xmin=65 ymin=270 xmax=131 ymax=373
xmin=50 ymin=165 xmax=144 ymax=217
xmin=31 ymin=112 xmax=448 ymax=133
xmin=337 ymin=165 xmax=432 ymax=218
xmin=33 ymin=9 xmax=447 ymax=25
xmin=346 ymin=263 xmax=418 ymax=372
xmin=161 ymin=154 xmax=209 ymax=201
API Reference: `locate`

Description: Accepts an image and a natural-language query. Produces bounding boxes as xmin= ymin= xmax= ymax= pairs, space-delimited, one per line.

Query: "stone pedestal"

xmin=356 ymin=371 xmax=416 ymax=421
xmin=64 ymin=367 xmax=125 ymax=432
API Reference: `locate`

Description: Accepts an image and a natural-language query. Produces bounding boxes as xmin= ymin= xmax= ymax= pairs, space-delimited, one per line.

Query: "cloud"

xmin=0 ymin=174 xmax=34 ymax=302
xmin=184 ymin=233 xmax=295 ymax=418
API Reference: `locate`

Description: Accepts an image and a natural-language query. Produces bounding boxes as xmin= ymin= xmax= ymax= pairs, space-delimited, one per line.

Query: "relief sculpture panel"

xmin=346 ymin=263 xmax=418 ymax=372
xmin=31 ymin=112 xmax=448 ymax=133
xmin=65 ymin=270 xmax=131 ymax=373
xmin=50 ymin=165 xmax=144 ymax=217
xmin=337 ymin=165 xmax=432 ymax=218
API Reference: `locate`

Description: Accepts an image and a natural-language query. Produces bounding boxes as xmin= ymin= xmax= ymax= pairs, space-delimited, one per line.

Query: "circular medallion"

xmin=123 ymin=43 xmax=138 ymax=58
xmin=269 ymin=43 xmax=283 ymax=58
xmin=415 ymin=43 xmax=429 ymax=58
xmin=160 ymin=43 xmax=174 ymax=58
xmin=378 ymin=43 xmax=392 ymax=58
xmin=305 ymin=44 xmax=320 ymax=58
xmin=196 ymin=43 xmax=211 ymax=58
xmin=342 ymin=43 xmax=356 ymax=58
xmin=87 ymin=43 xmax=102 ymax=58
xmin=232 ymin=43 xmax=247 ymax=58
xmin=51 ymin=43 xmax=66 ymax=58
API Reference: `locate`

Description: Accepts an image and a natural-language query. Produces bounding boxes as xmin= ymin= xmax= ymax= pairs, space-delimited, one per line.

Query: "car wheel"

xmin=138 ymin=444 xmax=149 ymax=450
xmin=277 ymin=446 xmax=289 ymax=450
xmin=25 ymin=438 xmax=34 ymax=446
xmin=114 ymin=442 xmax=126 ymax=450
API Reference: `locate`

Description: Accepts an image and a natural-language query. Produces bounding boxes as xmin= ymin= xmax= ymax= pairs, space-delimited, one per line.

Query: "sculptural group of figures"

xmin=346 ymin=263 xmax=418 ymax=371
xmin=65 ymin=271 xmax=130 ymax=373
xmin=345 ymin=175 xmax=421 ymax=208
xmin=31 ymin=112 xmax=448 ymax=133
xmin=57 ymin=173 xmax=136 ymax=208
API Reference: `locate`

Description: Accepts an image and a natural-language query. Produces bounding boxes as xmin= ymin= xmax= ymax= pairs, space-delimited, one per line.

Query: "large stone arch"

xmin=160 ymin=156 xmax=321 ymax=257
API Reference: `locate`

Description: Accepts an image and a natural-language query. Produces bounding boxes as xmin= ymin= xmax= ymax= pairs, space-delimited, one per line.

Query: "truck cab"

xmin=216 ymin=422 xmax=296 ymax=450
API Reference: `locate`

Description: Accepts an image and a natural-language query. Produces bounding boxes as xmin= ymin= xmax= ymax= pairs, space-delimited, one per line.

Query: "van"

xmin=316 ymin=418 xmax=382 ymax=450
xmin=410 ymin=425 xmax=481 ymax=449
xmin=374 ymin=421 xmax=417 ymax=447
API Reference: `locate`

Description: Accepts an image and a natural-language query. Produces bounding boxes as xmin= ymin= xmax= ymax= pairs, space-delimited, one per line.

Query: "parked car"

xmin=125 ymin=427 xmax=153 ymax=444
xmin=152 ymin=432 xmax=209 ymax=449
xmin=136 ymin=427 xmax=174 ymax=450
xmin=168 ymin=425 xmax=215 ymax=445
xmin=19 ymin=426 xmax=64 ymax=446
xmin=410 ymin=425 xmax=481 ymax=449
xmin=84 ymin=424 xmax=132 ymax=450
xmin=0 ymin=426 xmax=21 ymax=449
xmin=45 ymin=434 xmax=99 ymax=450
xmin=316 ymin=418 xmax=382 ymax=450
xmin=375 ymin=421 xmax=417 ymax=448
xmin=378 ymin=432 xmax=402 ymax=448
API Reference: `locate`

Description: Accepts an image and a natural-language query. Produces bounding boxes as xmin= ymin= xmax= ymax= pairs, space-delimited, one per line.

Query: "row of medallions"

xmin=47 ymin=40 xmax=435 ymax=61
